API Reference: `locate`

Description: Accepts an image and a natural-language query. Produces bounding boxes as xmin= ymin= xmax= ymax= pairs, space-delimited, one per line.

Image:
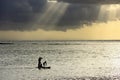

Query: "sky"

xmin=0 ymin=0 xmax=120 ymax=40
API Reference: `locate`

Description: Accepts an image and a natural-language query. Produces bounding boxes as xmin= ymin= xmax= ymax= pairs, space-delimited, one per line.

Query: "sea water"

xmin=0 ymin=40 xmax=120 ymax=80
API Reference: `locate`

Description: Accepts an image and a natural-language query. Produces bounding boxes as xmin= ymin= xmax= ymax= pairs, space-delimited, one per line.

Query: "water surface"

xmin=0 ymin=41 xmax=120 ymax=80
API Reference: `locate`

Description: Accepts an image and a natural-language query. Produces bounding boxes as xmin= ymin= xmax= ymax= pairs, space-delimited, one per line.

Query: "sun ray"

xmin=33 ymin=2 xmax=69 ymax=29
xmin=98 ymin=4 xmax=120 ymax=22
xmin=47 ymin=0 xmax=57 ymax=3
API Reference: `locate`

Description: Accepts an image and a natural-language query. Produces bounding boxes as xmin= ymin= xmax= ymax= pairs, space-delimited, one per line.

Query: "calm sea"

xmin=0 ymin=40 xmax=120 ymax=80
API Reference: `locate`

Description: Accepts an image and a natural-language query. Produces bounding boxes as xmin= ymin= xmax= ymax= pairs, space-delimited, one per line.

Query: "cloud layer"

xmin=58 ymin=0 xmax=120 ymax=4
xmin=0 ymin=0 xmax=120 ymax=31
xmin=0 ymin=0 xmax=47 ymax=22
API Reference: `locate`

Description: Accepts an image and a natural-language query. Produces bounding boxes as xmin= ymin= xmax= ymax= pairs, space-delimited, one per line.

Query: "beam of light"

xmin=98 ymin=5 xmax=108 ymax=22
xmin=98 ymin=4 xmax=120 ymax=22
xmin=34 ymin=2 xmax=69 ymax=30
xmin=42 ymin=2 xmax=63 ymax=25
xmin=107 ymin=4 xmax=120 ymax=20
xmin=37 ymin=2 xmax=57 ymax=24
xmin=32 ymin=2 xmax=57 ymax=29
xmin=47 ymin=0 xmax=57 ymax=3
xmin=45 ymin=2 xmax=69 ymax=25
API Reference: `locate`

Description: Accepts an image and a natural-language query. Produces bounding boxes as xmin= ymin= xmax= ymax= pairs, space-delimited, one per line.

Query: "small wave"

xmin=43 ymin=76 xmax=120 ymax=80
xmin=0 ymin=43 xmax=14 ymax=45
xmin=0 ymin=66 xmax=35 ymax=69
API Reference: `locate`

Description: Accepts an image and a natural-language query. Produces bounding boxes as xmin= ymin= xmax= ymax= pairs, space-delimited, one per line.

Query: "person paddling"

xmin=38 ymin=57 xmax=43 ymax=69
xmin=37 ymin=57 xmax=51 ymax=69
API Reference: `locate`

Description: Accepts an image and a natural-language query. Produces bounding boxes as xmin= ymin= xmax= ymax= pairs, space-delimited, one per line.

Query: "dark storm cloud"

xmin=0 ymin=0 xmax=47 ymax=22
xmin=57 ymin=0 xmax=120 ymax=4
xmin=56 ymin=4 xmax=101 ymax=30
xmin=0 ymin=0 xmax=120 ymax=31
xmin=0 ymin=0 xmax=48 ymax=31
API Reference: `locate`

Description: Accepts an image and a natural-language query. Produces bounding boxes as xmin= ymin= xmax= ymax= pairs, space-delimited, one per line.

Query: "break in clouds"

xmin=0 ymin=0 xmax=120 ymax=31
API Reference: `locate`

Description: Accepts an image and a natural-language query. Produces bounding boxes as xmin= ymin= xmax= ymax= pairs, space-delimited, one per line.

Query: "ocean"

xmin=0 ymin=40 xmax=120 ymax=80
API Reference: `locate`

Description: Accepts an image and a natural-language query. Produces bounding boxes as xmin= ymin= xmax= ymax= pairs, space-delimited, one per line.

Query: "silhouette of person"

xmin=43 ymin=61 xmax=47 ymax=67
xmin=38 ymin=57 xmax=43 ymax=69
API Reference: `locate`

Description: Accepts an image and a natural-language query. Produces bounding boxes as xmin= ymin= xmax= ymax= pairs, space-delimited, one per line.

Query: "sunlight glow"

xmin=107 ymin=5 xmax=120 ymax=20
xmin=98 ymin=4 xmax=120 ymax=21
xmin=47 ymin=0 xmax=57 ymax=3
xmin=35 ymin=2 xmax=69 ymax=28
